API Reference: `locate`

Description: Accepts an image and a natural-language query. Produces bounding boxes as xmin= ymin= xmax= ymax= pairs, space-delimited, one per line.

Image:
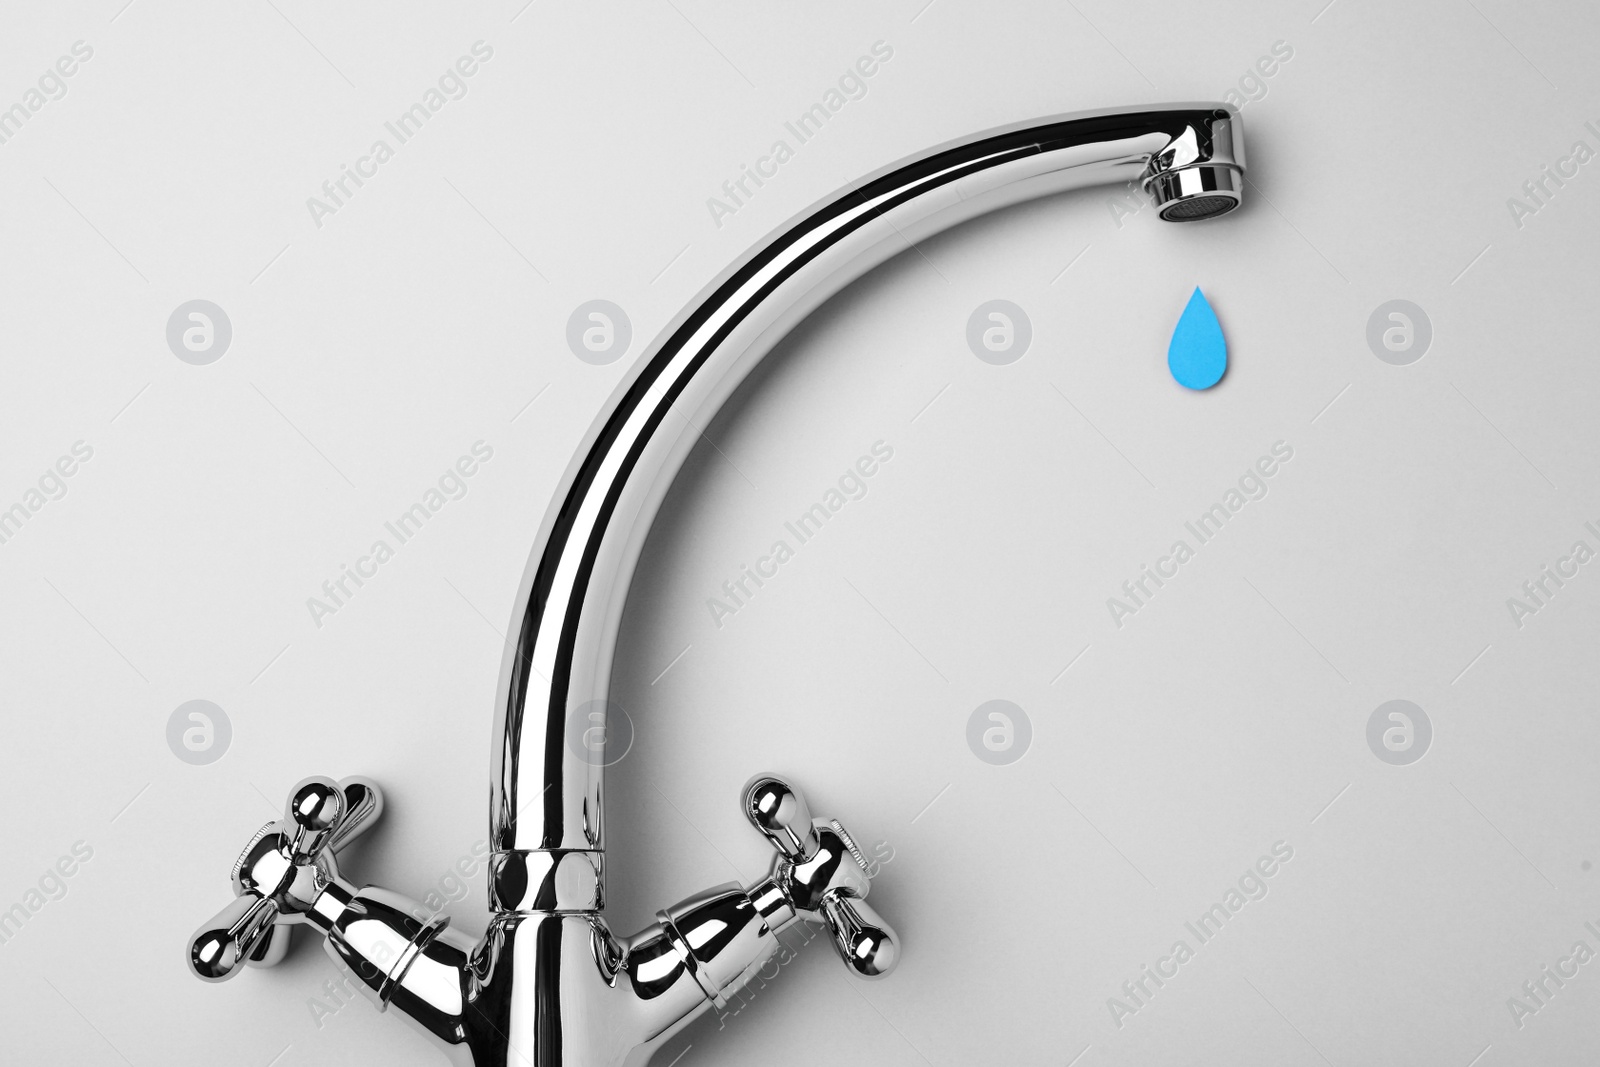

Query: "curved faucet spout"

xmin=488 ymin=103 xmax=1245 ymax=912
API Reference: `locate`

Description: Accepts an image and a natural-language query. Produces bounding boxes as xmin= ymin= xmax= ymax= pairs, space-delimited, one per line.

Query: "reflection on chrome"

xmin=189 ymin=104 xmax=1246 ymax=1066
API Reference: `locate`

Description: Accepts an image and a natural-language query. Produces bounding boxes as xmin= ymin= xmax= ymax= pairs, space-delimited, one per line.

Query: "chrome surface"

xmin=189 ymin=103 xmax=1246 ymax=1065
xmin=190 ymin=776 xmax=384 ymax=982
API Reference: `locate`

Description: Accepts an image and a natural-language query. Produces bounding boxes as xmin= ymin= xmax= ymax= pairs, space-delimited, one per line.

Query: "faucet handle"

xmin=284 ymin=776 xmax=345 ymax=861
xmin=810 ymin=819 xmax=900 ymax=979
xmin=278 ymin=775 xmax=386 ymax=859
xmin=821 ymin=893 xmax=898 ymax=979
xmin=270 ymin=774 xmax=384 ymax=868
xmin=741 ymin=774 xmax=901 ymax=979
xmin=742 ymin=774 xmax=819 ymax=860
xmin=187 ymin=775 xmax=385 ymax=982
xmin=190 ymin=893 xmax=282 ymax=982
xmin=326 ymin=776 xmax=384 ymax=854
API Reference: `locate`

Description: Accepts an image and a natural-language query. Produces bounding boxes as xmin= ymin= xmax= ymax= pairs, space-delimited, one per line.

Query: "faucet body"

xmin=190 ymin=104 xmax=1245 ymax=1066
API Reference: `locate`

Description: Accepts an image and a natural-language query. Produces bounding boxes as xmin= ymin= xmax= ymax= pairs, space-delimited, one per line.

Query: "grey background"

xmin=1 ymin=0 xmax=1597 ymax=1064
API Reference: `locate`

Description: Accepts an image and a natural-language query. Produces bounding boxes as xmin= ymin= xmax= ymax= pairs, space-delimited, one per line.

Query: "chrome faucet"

xmin=189 ymin=103 xmax=1245 ymax=1066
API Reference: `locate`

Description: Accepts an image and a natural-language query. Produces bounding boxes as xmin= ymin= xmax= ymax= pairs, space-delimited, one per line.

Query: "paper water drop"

xmin=1167 ymin=287 xmax=1226 ymax=390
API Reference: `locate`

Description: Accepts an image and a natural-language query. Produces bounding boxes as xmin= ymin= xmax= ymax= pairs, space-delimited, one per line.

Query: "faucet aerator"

xmin=1148 ymin=163 xmax=1245 ymax=221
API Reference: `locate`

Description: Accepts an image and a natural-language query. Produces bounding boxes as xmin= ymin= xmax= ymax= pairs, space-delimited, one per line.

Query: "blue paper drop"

xmin=1167 ymin=287 xmax=1227 ymax=390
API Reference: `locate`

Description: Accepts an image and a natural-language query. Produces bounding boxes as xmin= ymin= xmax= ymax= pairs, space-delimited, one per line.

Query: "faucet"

xmin=188 ymin=103 xmax=1245 ymax=1066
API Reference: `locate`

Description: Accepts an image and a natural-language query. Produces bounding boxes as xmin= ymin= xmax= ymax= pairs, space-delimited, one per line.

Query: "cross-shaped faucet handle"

xmin=742 ymin=775 xmax=899 ymax=979
xmin=188 ymin=776 xmax=383 ymax=982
